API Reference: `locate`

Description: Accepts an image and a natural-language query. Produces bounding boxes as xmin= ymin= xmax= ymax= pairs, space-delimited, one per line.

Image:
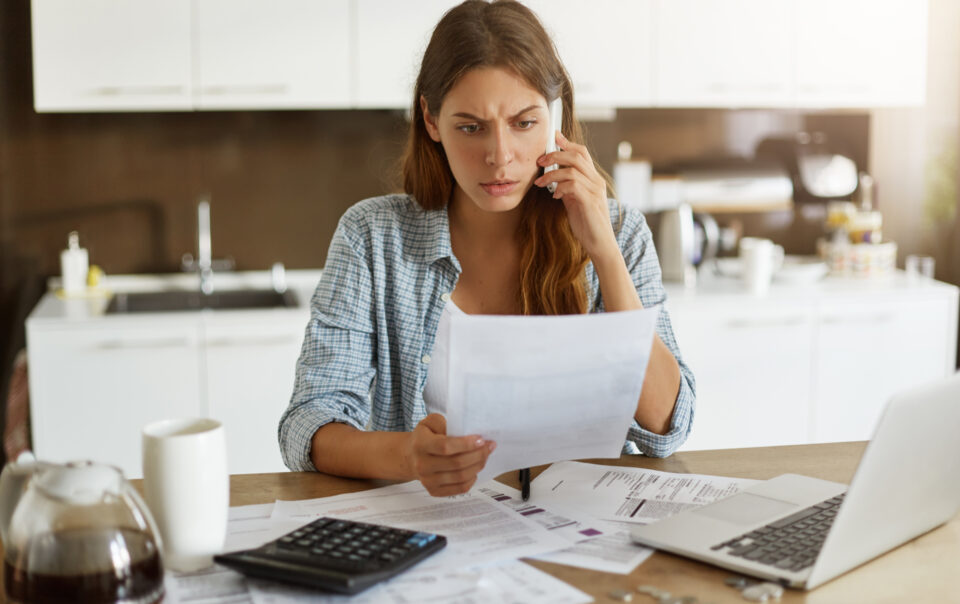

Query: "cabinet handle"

xmin=706 ymin=82 xmax=782 ymax=93
xmin=726 ymin=316 xmax=807 ymax=328
xmin=96 ymin=338 xmax=192 ymax=350
xmin=90 ymin=85 xmax=185 ymax=96
xmin=200 ymin=84 xmax=288 ymax=95
xmin=821 ymin=313 xmax=896 ymax=325
xmin=206 ymin=335 xmax=299 ymax=348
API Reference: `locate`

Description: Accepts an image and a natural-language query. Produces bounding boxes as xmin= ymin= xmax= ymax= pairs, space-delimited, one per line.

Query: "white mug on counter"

xmin=142 ymin=418 xmax=228 ymax=572
xmin=739 ymin=237 xmax=784 ymax=295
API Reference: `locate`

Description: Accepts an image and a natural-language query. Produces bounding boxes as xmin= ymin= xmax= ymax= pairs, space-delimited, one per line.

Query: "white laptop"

xmin=631 ymin=371 xmax=960 ymax=590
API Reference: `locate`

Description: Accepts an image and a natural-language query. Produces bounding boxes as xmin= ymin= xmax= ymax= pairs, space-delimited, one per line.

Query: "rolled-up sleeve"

xmin=614 ymin=206 xmax=697 ymax=457
xmin=278 ymin=213 xmax=378 ymax=472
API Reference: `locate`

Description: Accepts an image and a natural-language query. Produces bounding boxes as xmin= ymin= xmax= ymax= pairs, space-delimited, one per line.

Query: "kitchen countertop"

xmin=27 ymin=269 xmax=323 ymax=323
xmin=29 ymin=266 xmax=959 ymax=324
xmin=663 ymin=267 xmax=959 ymax=308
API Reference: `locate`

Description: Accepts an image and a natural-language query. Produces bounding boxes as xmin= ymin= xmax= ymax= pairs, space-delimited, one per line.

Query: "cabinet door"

xmin=813 ymin=296 xmax=952 ymax=443
xmin=203 ymin=315 xmax=307 ymax=474
xmin=353 ymin=0 xmax=454 ymax=109
xmin=655 ymin=0 xmax=794 ymax=107
xmin=670 ymin=302 xmax=815 ymax=450
xmin=795 ymin=0 xmax=927 ymax=107
xmin=31 ymin=0 xmax=192 ymax=111
xmin=194 ymin=0 xmax=351 ymax=109
xmin=26 ymin=320 xmax=202 ymax=478
xmin=526 ymin=0 xmax=654 ymax=108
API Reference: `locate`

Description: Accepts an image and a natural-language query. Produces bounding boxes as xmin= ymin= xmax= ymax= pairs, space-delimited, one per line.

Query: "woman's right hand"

xmin=408 ymin=414 xmax=496 ymax=496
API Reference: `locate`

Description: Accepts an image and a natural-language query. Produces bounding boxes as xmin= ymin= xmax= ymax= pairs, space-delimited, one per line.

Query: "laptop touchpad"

xmin=694 ymin=493 xmax=798 ymax=526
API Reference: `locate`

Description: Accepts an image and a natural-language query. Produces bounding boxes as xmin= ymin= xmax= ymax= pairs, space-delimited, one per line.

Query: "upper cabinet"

xmin=30 ymin=0 xmax=928 ymax=112
xmin=353 ymin=0 xmax=453 ymax=109
xmin=193 ymin=0 xmax=351 ymax=109
xmin=655 ymin=0 xmax=794 ymax=108
xmin=527 ymin=0 xmax=655 ymax=109
xmin=31 ymin=0 xmax=192 ymax=111
xmin=794 ymin=0 xmax=928 ymax=108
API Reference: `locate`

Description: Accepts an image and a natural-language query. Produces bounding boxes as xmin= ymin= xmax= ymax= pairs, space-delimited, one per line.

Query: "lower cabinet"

xmin=27 ymin=319 xmax=203 ymax=478
xmin=203 ymin=316 xmax=306 ymax=475
xmin=671 ymin=303 xmax=815 ymax=450
xmin=812 ymin=296 xmax=955 ymax=443
xmin=669 ymin=278 xmax=958 ymax=451
xmin=27 ymin=309 xmax=308 ymax=478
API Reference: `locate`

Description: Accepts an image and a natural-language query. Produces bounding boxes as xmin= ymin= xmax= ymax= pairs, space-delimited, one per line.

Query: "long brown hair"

xmin=401 ymin=0 xmax=607 ymax=315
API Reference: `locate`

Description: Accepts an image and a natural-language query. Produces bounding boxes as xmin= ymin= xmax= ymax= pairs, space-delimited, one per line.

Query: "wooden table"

xmin=220 ymin=442 xmax=957 ymax=604
xmin=5 ymin=443 xmax=957 ymax=603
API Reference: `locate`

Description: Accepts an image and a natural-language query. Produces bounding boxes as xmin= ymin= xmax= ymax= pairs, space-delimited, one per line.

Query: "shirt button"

xmin=440 ymin=293 xmax=451 ymax=302
xmin=421 ymin=354 xmax=431 ymax=364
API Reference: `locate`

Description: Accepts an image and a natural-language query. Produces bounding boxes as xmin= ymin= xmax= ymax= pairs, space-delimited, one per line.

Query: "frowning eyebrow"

xmin=451 ymin=105 xmax=544 ymax=121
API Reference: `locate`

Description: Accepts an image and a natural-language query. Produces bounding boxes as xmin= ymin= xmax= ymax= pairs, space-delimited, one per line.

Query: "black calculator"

xmin=213 ymin=517 xmax=447 ymax=595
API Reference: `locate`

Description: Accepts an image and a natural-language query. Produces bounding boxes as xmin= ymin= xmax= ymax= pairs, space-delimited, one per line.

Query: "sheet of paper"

xmin=269 ymin=481 xmax=569 ymax=572
xmin=479 ymin=482 xmax=653 ymax=574
xmin=533 ymin=461 xmax=760 ymax=524
xmin=222 ymin=503 xmax=303 ymax=553
xmin=165 ymin=565 xmax=252 ymax=604
xmin=165 ymin=504 xmax=283 ymax=604
xmin=247 ymin=560 xmax=592 ymax=604
xmin=445 ymin=306 xmax=661 ymax=482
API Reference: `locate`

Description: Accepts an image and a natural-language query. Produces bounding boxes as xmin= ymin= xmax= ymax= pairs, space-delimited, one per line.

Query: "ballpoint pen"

xmin=519 ymin=468 xmax=530 ymax=501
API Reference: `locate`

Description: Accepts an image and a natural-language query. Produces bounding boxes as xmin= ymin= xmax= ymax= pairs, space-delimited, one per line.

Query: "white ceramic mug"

xmin=739 ymin=237 xmax=783 ymax=295
xmin=142 ymin=418 xmax=228 ymax=572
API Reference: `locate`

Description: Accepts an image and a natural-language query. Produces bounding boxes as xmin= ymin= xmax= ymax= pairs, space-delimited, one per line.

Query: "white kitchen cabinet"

xmin=203 ymin=314 xmax=306 ymax=474
xmin=26 ymin=272 xmax=321 ymax=478
xmin=667 ymin=273 xmax=958 ymax=451
xmin=812 ymin=295 xmax=953 ymax=443
xmin=655 ymin=0 xmax=794 ymax=108
xmin=526 ymin=0 xmax=655 ymax=108
xmin=794 ymin=0 xmax=927 ymax=108
xmin=194 ymin=0 xmax=351 ymax=109
xmin=671 ymin=302 xmax=815 ymax=450
xmin=353 ymin=0 xmax=454 ymax=109
xmin=27 ymin=318 xmax=203 ymax=478
xmin=31 ymin=0 xmax=193 ymax=111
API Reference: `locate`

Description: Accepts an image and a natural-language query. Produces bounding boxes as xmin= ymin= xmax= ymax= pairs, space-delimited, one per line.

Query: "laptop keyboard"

xmin=710 ymin=493 xmax=846 ymax=572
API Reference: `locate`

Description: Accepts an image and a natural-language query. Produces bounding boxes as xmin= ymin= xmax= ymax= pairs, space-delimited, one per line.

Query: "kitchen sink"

xmin=105 ymin=289 xmax=298 ymax=314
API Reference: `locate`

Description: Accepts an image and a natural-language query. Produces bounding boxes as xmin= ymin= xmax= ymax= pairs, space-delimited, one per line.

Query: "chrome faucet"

xmin=197 ymin=197 xmax=214 ymax=294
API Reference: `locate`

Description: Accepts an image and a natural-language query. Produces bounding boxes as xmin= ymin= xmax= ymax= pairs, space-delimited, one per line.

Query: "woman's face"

xmin=422 ymin=67 xmax=551 ymax=215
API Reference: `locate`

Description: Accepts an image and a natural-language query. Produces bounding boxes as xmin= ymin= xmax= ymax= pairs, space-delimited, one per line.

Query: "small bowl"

xmin=774 ymin=256 xmax=829 ymax=284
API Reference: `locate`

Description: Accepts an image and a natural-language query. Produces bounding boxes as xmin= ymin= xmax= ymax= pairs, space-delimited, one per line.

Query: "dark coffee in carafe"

xmin=4 ymin=527 xmax=164 ymax=604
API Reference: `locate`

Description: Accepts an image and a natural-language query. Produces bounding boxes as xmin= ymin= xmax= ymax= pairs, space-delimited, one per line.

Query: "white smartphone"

xmin=544 ymin=97 xmax=562 ymax=193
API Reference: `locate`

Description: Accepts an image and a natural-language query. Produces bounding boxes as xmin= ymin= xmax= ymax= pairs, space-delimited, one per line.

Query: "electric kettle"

xmin=0 ymin=455 xmax=165 ymax=603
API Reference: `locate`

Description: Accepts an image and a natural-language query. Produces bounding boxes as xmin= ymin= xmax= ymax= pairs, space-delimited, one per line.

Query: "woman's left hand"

xmin=534 ymin=131 xmax=619 ymax=263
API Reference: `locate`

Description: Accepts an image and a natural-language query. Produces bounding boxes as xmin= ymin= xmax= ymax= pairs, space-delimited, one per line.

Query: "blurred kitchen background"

xmin=1 ymin=0 xmax=958 ymax=474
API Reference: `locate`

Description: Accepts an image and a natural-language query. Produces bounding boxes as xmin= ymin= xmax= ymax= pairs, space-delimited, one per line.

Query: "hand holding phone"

xmin=543 ymin=97 xmax=562 ymax=193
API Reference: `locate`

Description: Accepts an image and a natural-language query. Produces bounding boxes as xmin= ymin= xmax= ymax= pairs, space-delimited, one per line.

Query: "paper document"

xmin=445 ymin=306 xmax=660 ymax=482
xmin=479 ymin=482 xmax=654 ymax=574
xmin=247 ymin=560 xmax=591 ymax=604
xmin=165 ymin=504 xmax=281 ymax=604
xmin=166 ymin=499 xmax=586 ymax=604
xmin=534 ymin=461 xmax=759 ymax=524
xmin=269 ymin=481 xmax=568 ymax=572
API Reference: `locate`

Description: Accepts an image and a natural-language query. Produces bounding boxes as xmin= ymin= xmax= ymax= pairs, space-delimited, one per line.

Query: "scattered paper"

xmin=444 ymin=307 xmax=660 ymax=482
xmin=479 ymin=482 xmax=653 ymax=574
xmin=533 ymin=461 xmax=759 ymax=524
xmin=269 ymin=481 xmax=569 ymax=572
xmin=165 ymin=565 xmax=252 ymax=604
xmin=247 ymin=560 xmax=592 ymax=604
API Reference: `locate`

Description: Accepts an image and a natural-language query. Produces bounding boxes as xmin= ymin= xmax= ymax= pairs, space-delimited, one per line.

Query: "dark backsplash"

xmin=0 ymin=0 xmax=868 ymax=278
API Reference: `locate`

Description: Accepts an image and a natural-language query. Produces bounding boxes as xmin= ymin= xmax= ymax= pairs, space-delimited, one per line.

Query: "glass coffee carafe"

xmin=1 ymin=460 xmax=165 ymax=604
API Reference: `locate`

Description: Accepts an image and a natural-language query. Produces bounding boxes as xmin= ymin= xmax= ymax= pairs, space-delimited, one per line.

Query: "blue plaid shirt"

xmin=279 ymin=194 xmax=696 ymax=472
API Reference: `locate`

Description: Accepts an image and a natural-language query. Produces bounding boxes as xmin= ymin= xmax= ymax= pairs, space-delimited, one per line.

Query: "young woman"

xmin=279 ymin=0 xmax=695 ymax=496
